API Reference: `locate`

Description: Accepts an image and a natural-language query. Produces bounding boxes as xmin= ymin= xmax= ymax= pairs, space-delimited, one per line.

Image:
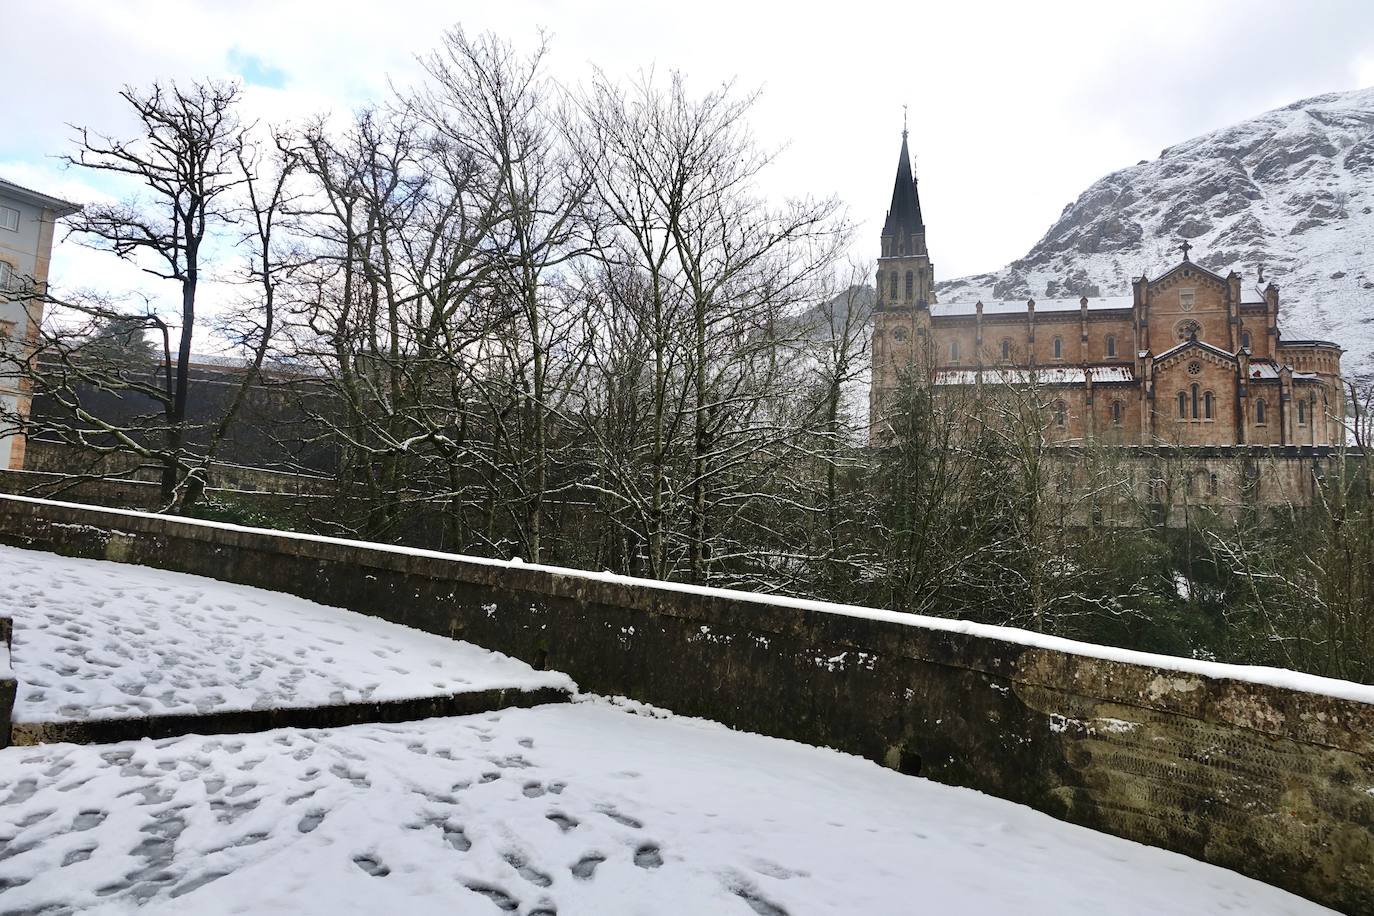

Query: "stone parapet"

xmin=0 ymin=494 xmax=1370 ymax=913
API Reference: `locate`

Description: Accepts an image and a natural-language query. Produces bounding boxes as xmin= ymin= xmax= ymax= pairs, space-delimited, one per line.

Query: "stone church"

xmin=869 ymin=130 xmax=1346 ymax=509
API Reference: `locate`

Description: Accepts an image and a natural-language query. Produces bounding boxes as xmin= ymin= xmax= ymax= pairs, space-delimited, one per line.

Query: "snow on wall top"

xmin=930 ymin=296 xmax=1133 ymax=317
xmin=3 ymin=492 xmax=1373 ymax=706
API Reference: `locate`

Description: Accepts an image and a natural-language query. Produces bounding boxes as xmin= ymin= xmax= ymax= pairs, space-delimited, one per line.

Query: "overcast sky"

xmin=6 ymin=0 xmax=1374 ymax=318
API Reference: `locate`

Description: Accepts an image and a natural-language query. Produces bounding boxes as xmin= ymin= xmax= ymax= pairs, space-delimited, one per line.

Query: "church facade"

xmin=869 ymin=131 xmax=1346 ymax=510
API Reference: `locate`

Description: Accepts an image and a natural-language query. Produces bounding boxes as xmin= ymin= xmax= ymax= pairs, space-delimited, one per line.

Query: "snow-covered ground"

xmin=0 ymin=700 xmax=1331 ymax=916
xmin=0 ymin=545 xmax=572 ymax=723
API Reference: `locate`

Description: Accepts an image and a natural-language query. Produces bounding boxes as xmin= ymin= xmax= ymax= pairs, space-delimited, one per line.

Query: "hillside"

xmin=937 ymin=85 xmax=1374 ymax=382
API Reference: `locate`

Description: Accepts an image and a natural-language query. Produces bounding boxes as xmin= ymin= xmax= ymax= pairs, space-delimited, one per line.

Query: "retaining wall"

xmin=0 ymin=494 xmax=1370 ymax=913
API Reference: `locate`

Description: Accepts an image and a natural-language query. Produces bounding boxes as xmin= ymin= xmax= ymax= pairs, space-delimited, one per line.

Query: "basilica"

xmin=869 ymin=131 xmax=1346 ymax=509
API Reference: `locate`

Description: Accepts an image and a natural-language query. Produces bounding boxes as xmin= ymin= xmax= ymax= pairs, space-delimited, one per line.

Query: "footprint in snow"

xmin=353 ymin=854 xmax=390 ymax=877
xmin=504 ymin=851 xmax=553 ymax=887
xmin=571 ymin=853 xmax=606 ymax=880
xmin=465 ymin=884 xmax=519 ymax=910
xmin=546 ymin=811 xmax=578 ymax=832
xmin=634 ymin=843 xmax=663 ymax=869
xmin=595 ymin=805 xmax=642 ymax=829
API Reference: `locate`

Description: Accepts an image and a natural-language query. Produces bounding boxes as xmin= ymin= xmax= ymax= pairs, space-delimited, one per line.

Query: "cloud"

xmin=7 ymin=0 xmax=1374 ymax=306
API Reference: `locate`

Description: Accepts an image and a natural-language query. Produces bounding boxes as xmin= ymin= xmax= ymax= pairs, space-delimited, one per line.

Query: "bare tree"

xmin=66 ymin=81 xmax=249 ymax=504
xmin=571 ymin=69 xmax=847 ymax=582
xmin=0 ymin=82 xmax=301 ymax=508
xmin=421 ymin=27 xmax=592 ymax=562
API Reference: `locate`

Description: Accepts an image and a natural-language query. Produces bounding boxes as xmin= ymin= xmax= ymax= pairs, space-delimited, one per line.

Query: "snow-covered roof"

xmin=935 ymin=365 xmax=1135 ymax=386
xmin=930 ymin=296 xmax=1133 ymax=317
xmin=1241 ymin=362 xmax=1323 ymax=382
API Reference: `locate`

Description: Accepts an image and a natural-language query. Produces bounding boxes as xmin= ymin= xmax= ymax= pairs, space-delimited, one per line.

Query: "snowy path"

xmin=0 ymin=701 xmax=1332 ymax=916
xmin=0 ymin=545 xmax=571 ymax=723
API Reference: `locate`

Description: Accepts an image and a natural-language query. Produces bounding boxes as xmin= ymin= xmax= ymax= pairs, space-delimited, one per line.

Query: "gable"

xmin=1155 ymin=337 xmax=1235 ymax=373
xmin=1148 ymin=260 xmax=1228 ymax=293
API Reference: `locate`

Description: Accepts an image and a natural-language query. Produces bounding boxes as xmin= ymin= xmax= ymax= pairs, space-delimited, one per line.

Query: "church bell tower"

xmin=876 ymin=126 xmax=935 ymax=310
xmin=870 ymin=124 xmax=936 ymax=444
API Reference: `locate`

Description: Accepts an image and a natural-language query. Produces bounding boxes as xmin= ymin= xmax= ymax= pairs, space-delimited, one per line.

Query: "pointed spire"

xmin=883 ymin=125 xmax=924 ymax=242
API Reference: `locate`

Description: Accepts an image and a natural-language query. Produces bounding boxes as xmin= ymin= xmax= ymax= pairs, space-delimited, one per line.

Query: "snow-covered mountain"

xmin=938 ymin=85 xmax=1374 ymax=382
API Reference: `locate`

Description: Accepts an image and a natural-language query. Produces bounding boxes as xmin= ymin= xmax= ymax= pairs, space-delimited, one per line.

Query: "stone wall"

xmin=0 ymin=494 xmax=1371 ymax=914
xmin=1 ymin=614 xmax=13 ymax=751
xmin=0 ymin=468 xmax=338 ymax=522
xmin=21 ymin=440 xmax=337 ymax=495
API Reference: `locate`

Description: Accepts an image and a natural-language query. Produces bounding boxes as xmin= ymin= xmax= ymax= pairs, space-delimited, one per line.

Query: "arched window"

xmin=1255 ymin=399 xmax=1267 ymax=425
xmin=905 ymin=271 xmax=914 ymax=299
xmin=1105 ymin=335 xmax=1116 ymax=358
xmin=1204 ymin=391 xmax=1214 ymax=420
xmin=1178 ymin=391 xmax=1187 ymax=418
xmin=1054 ymin=401 xmax=1067 ymax=427
xmin=1209 ymin=472 xmax=1219 ymax=497
xmin=1053 ymin=336 xmax=1063 ymax=360
xmin=949 ymin=340 xmax=960 ymax=362
xmin=1191 ymin=384 xmax=1200 ymax=420
xmin=1001 ymin=339 xmax=1011 ymax=361
xmin=889 ymin=271 xmax=898 ymax=300
xmin=1297 ymin=400 xmax=1306 ymax=425
xmin=1111 ymin=400 xmax=1122 ymax=425
xmin=1241 ymin=330 xmax=1252 ymax=351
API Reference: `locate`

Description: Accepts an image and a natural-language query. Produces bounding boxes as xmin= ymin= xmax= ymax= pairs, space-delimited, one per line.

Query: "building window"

xmin=1052 ymin=336 xmax=1063 ymax=360
xmin=1209 ymin=472 xmax=1219 ymax=497
xmin=949 ymin=340 xmax=960 ymax=363
xmin=889 ymin=271 xmax=898 ymax=300
xmin=0 ymin=261 xmax=13 ymax=291
xmin=1203 ymin=391 xmax=1214 ymax=420
xmin=1105 ymin=335 xmax=1116 ymax=358
xmin=1297 ymin=400 xmax=1306 ymax=426
xmin=1255 ymin=399 xmax=1267 ymax=425
xmin=892 ymin=326 xmax=908 ymax=342
xmin=1177 ymin=391 xmax=1187 ymax=419
xmin=1111 ymin=400 xmax=1122 ymax=425
xmin=1241 ymin=330 xmax=1252 ymax=350
xmin=1001 ymin=339 xmax=1011 ymax=361
xmin=1054 ymin=401 xmax=1067 ymax=427
xmin=905 ymin=271 xmax=914 ymax=299
xmin=0 ymin=207 xmax=18 ymax=232
xmin=1176 ymin=319 xmax=1201 ymax=341
xmin=1191 ymin=383 xmax=1200 ymax=420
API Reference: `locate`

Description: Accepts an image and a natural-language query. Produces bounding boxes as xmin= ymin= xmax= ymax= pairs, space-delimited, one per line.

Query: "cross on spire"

xmin=1178 ymin=239 xmax=1193 ymax=261
xmin=902 ymin=104 xmax=908 ymax=140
